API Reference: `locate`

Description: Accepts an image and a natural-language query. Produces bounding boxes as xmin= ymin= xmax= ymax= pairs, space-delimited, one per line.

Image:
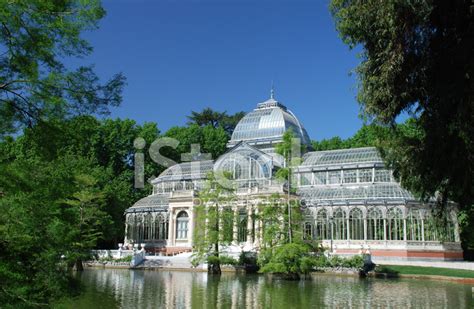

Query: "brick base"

xmin=335 ymin=249 xmax=463 ymax=261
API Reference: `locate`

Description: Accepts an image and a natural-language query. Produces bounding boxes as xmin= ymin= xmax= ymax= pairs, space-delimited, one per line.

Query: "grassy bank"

xmin=375 ymin=265 xmax=474 ymax=279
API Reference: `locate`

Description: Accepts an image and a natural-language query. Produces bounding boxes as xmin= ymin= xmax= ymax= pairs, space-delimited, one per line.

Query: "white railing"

xmin=92 ymin=249 xmax=134 ymax=259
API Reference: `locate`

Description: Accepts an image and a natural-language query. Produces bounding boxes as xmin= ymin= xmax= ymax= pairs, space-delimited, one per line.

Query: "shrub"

xmin=259 ymin=242 xmax=317 ymax=276
xmin=206 ymin=255 xmax=237 ymax=266
xmin=115 ymin=255 xmax=133 ymax=263
xmin=239 ymin=251 xmax=257 ymax=266
xmin=326 ymin=255 xmax=365 ymax=269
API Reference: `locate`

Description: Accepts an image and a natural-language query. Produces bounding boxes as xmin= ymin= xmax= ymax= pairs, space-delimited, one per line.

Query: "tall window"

xmin=304 ymin=222 xmax=313 ymax=240
xmin=387 ymin=208 xmax=404 ymax=241
xmin=237 ymin=210 xmax=248 ymax=242
xmin=333 ymin=208 xmax=346 ymax=240
xmin=367 ymin=208 xmax=384 ymax=240
xmin=176 ymin=211 xmax=189 ymax=240
xmin=349 ymin=208 xmax=364 ymax=240
xmin=315 ymin=209 xmax=329 ymax=240
xmin=407 ymin=209 xmax=422 ymax=241
xmin=143 ymin=213 xmax=153 ymax=240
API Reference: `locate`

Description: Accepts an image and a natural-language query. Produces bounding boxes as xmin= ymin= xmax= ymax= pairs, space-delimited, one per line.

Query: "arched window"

xmin=304 ymin=222 xmax=313 ymax=240
xmin=349 ymin=208 xmax=364 ymax=240
xmin=137 ymin=215 xmax=144 ymax=242
xmin=315 ymin=209 xmax=329 ymax=240
xmin=333 ymin=208 xmax=346 ymax=240
xmin=387 ymin=208 xmax=404 ymax=241
xmin=143 ymin=213 xmax=152 ymax=240
xmin=153 ymin=215 xmax=167 ymax=240
xmin=407 ymin=209 xmax=422 ymax=241
xmin=126 ymin=214 xmax=136 ymax=242
xmin=176 ymin=211 xmax=189 ymax=240
xmin=237 ymin=209 xmax=248 ymax=243
xmin=367 ymin=208 xmax=384 ymax=240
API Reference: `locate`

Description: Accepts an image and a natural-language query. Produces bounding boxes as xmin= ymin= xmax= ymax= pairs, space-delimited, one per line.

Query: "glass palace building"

xmin=124 ymin=94 xmax=462 ymax=261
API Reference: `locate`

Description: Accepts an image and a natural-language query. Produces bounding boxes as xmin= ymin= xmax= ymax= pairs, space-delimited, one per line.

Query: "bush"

xmin=206 ymin=255 xmax=237 ymax=266
xmin=259 ymin=242 xmax=317 ymax=276
xmin=115 ymin=255 xmax=133 ymax=263
xmin=326 ymin=255 xmax=365 ymax=269
xmin=239 ymin=251 xmax=257 ymax=266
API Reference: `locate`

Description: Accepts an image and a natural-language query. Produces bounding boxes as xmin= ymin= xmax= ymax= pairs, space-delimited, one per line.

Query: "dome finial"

xmin=270 ymin=80 xmax=275 ymax=99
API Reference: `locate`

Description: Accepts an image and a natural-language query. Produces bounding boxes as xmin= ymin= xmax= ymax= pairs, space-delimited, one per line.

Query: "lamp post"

xmin=329 ymin=216 xmax=334 ymax=254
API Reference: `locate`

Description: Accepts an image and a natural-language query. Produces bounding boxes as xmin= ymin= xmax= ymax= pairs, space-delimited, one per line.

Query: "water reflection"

xmin=65 ymin=269 xmax=473 ymax=308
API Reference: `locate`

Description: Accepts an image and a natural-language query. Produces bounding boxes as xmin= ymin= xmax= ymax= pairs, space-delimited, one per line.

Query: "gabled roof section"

xmin=151 ymin=160 xmax=214 ymax=183
xmin=126 ymin=194 xmax=169 ymax=213
xmin=301 ymin=147 xmax=383 ymax=168
xmin=214 ymin=140 xmax=277 ymax=169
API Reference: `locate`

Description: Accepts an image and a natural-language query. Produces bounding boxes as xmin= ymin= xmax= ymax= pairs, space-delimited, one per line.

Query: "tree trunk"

xmin=74 ymin=258 xmax=84 ymax=271
xmin=208 ymin=261 xmax=221 ymax=274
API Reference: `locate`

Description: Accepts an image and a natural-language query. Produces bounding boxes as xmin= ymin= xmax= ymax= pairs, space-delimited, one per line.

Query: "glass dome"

xmin=227 ymin=97 xmax=312 ymax=149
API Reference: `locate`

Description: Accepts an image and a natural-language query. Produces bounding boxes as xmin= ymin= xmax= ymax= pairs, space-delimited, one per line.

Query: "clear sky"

xmin=79 ymin=0 xmax=364 ymax=140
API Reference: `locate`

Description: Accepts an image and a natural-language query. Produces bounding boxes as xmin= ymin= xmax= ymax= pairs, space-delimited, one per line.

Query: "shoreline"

xmin=84 ymin=263 xmax=474 ymax=284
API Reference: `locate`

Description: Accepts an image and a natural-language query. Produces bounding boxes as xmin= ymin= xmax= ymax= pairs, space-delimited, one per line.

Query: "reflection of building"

xmin=124 ymin=93 xmax=462 ymax=260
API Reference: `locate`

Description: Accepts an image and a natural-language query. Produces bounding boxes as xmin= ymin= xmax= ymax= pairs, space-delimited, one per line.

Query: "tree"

xmin=193 ymin=172 xmax=235 ymax=274
xmin=164 ymin=124 xmax=228 ymax=162
xmin=330 ymin=1 xmax=473 ymax=215
xmin=0 ymin=153 xmax=100 ymax=306
xmin=311 ymin=124 xmax=391 ymax=151
xmin=0 ymin=0 xmax=125 ymax=138
xmin=61 ymin=174 xmax=110 ymax=271
xmin=187 ymin=108 xmax=245 ymax=136
xmin=275 ymin=130 xmax=303 ymax=243
xmin=259 ymin=242 xmax=316 ymax=280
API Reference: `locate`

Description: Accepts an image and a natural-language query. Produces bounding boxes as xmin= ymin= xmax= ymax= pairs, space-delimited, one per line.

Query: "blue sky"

xmin=79 ymin=0 xmax=364 ymax=140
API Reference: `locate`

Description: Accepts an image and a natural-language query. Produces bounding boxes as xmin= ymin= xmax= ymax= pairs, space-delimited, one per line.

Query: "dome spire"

xmin=270 ymin=80 xmax=275 ymax=99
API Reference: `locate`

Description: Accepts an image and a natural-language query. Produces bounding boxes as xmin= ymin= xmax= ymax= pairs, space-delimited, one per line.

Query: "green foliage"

xmin=239 ymin=251 xmax=257 ymax=266
xmin=193 ymin=172 xmax=236 ymax=272
xmin=375 ymin=265 xmax=474 ymax=279
xmin=97 ymin=255 xmax=132 ymax=263
xmin=311 ymin=124 xmax=391 ymax=151
xmin=259 ymin=242 xmax=316 ymax=275
xmin=0 ymin=0 xmax=126 ymax=138
xmin=164 ymin=124 xmax=228 ymax=161
xmin=330 ymin=0 xmax=474 ymax=244
xmin=187 ymin=108 xmax=245 ymax=136
xmin=0 ymin=154 xmax=102 ymax=306
xmin=306 ymin=254 xmax=365 ymax=270
xmin=207 ymin=255 xmax=237 ymax=266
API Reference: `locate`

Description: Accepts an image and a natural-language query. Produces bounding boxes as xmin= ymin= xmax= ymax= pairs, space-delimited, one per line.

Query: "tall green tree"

xmin=330 ymin=0 xmax=474 ymax=214
xmin=0 ymin=0 xmax=125 ymax=138
xmin=61 ymin=174 xmax=110 ymax=271
xmin=193 ymin=172 xmax=235 ymax=274
xmin=275 ymin=130 xmax=303 ymax=243
xmin=0 ymin=153 xmax=102 ymax=306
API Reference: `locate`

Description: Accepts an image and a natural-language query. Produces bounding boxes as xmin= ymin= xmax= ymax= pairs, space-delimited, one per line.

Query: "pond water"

xmin=57 ymin=268 xmax=473 ymax=308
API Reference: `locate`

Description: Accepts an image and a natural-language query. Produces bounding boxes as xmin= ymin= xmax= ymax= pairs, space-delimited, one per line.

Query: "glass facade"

xmin=124 ymin=96 xmax=460 ymax=256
